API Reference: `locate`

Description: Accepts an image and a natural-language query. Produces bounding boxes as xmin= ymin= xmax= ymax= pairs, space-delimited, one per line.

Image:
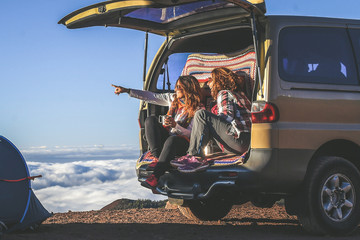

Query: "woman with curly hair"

xmin=176 ymin=67 xmax=251 ymax=169
xmin=112 ymin=75 xmax=203 ymax=188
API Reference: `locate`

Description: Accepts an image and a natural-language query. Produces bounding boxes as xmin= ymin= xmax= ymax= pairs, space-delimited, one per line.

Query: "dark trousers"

xmin=145 ymin=116 xmax=189 ymax=178
xmin=187 ymin=109 xmax=250 ymax=157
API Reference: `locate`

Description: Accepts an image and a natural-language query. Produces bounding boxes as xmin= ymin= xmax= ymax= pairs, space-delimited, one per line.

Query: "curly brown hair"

xmin=173 ymin=75 xmax=202 ymax=118
xmin=210 ymin=67 xmax=245 ymax=99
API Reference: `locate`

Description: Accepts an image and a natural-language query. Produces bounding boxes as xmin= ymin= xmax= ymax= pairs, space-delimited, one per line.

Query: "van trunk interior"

xmin=140 ymin=26 xmax=255 ymax=165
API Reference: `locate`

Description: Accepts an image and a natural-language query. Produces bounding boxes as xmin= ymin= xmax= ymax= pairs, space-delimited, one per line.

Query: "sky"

xmin=2 ymin=0 xmax=360 ymax=150
xmin=2 ymin=0 xmax=360 ymax=212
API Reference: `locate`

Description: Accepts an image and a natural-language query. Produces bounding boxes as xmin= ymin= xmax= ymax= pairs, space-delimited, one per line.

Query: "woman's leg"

xmin=145 ymin=116 xmax=169 ymax=158
xmin=187 ymin=109 xmax=250 ymax=156
xmin=153 ymin=136 xmax=189 ymax=178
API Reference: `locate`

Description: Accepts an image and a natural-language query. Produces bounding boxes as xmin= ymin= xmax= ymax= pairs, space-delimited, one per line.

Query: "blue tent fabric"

xmin=7 ymin=190 xmax=52 ymax=232
xmin=0 ymin=136 xmax=51 ymax=233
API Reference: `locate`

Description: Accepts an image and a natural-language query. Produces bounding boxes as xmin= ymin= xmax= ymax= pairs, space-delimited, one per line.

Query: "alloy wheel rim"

xmin=321 ymin=173 xmax=355 ymax=222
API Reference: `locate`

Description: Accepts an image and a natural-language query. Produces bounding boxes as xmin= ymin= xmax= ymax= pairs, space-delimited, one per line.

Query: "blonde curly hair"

xmin=210 ymin=67 xmax=245 ymax=99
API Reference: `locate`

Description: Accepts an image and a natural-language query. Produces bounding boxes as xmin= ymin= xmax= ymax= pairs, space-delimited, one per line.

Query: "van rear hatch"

xmin=59 ymin=0 xmax=267 ymax=166
xmin=59 ymin=0 xmax=265 ymax=36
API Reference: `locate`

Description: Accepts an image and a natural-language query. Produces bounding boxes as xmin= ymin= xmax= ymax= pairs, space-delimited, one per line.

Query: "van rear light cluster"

xmin=251 ymin=102 xmax=279 ymax=123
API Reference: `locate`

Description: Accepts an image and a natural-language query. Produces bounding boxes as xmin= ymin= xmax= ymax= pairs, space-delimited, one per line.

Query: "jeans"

xmin=145 ymin=116 xmax=189 ymax=178
xmin=187 ymin=109 xmax=250 ymax=157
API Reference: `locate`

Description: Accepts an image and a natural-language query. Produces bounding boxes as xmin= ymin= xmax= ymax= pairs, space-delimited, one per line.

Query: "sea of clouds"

xmin=21 ymin=145 xmax=166 ymax=213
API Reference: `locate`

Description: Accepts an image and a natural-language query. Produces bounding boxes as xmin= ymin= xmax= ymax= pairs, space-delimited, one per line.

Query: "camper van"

xmin=60 ymin=0 xmax=360 ymax=235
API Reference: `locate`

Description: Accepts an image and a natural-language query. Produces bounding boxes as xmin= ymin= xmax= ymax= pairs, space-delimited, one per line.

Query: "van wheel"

xmin=298 ymin=156 xmax=360 ymax=235
xmin=178 ymin=197 xmax=233 ymax=221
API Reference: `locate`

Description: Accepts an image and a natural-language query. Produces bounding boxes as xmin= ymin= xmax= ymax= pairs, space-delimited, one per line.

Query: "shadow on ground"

xmin=3 ymin=220 xmax=360 ymax=240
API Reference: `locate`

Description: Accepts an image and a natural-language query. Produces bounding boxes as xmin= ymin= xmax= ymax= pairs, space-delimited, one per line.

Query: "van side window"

xmin=348 ymin=29 xmax=360 ymax=81
xmin=278 ymin=27 xmax=359 ymax=85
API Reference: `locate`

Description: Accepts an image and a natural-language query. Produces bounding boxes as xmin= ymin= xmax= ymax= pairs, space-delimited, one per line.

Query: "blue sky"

xmin=2 ymin=0 xmax=360 ymax=149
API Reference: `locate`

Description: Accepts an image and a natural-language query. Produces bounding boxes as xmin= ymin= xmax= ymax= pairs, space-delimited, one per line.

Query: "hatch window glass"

xmin=125 ymin=0 xmax=237 ymax=23
xmin=278 ymin=27 xmax=359 ymax=85
xmin=156 ymin=53 xmax=192 ymax=90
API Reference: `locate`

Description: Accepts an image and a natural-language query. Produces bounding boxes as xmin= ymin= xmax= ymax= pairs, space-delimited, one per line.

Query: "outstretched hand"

xmin=111 ymin=84 xmax=129 ymax=95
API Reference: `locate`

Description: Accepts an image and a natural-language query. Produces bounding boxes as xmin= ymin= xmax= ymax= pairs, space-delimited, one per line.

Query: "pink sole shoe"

xmin=178 ymin=161 xmax=209 ymax=173
xmin=170 ymin=155 xmax=203 ymax=168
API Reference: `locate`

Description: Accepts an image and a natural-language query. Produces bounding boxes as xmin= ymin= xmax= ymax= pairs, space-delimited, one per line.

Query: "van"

xmin=59 ymin=0 xmax=360 ymax=235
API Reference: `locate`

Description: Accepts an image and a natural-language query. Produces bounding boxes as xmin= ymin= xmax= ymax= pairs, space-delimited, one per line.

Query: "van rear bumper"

xmin=137 ymin=148 xmax=310 ymax=200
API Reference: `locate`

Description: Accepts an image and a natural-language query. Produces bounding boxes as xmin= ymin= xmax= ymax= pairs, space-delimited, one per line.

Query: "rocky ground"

xmin=3 ymin=202 xmax=360 ymax=240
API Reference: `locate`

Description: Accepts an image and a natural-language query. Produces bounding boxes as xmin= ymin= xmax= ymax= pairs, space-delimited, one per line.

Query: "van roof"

xmin=267 ymin=15 xmax=360 ymax=25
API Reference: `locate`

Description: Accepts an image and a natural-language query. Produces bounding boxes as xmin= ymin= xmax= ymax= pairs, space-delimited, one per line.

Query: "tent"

xmin=0 ymin=136 xmax=51 ymax=233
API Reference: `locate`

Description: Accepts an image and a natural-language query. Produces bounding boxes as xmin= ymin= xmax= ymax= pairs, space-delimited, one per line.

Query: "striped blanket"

xmin=136 ymin=150 xmax=246 ymax=170
xmin=181 ymin=46 xmax=256 ymax=98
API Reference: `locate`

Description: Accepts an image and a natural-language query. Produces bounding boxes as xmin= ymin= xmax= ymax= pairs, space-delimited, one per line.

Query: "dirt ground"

xmin=3 ymin=203 xmax=360 ymax=240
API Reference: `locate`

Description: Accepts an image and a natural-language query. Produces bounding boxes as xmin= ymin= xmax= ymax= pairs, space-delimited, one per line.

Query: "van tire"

xmin=298 ymin=156 xmax=360 ymax=235
xmin=178 ymin=198 xmax=233 ymax=221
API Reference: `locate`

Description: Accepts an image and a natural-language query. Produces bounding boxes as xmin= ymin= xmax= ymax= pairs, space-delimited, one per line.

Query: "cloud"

xmin=24 ymin=146 xmax=166 ymax=213
xmin=21 ymin=145 xmax=140 ymax=162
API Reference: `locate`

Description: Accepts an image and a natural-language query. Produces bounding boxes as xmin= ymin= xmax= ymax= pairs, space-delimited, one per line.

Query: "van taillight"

xmin=251 ymin=102 xmax=279 ymax=123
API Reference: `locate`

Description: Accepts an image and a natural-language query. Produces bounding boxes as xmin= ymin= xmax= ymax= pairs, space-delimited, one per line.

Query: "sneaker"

xmin=178 ymin=161 xmax=209 ymax=173
xmin=170 ymin=155 xmax=202 ymax=167
xmin=138 ymin=151 xmax=159 ymax=167
xmin=151 ymin=188 xmax=160 ymax=194
xmin=147 ymin=152 xmax=159 ymax=162
xmin=141 ymin=174 xmax=158 ymax=189
xmin=146 ymin=161 xmax=158 ymax=171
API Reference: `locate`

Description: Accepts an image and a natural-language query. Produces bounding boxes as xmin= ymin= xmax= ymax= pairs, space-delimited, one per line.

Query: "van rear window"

xmin=157 ymin=53 xmax=191 ymax=90
xmin=125 ymin=1 xmax=238 ymax=24
xmin=278 ymin=27 xmax=359 ymax=86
